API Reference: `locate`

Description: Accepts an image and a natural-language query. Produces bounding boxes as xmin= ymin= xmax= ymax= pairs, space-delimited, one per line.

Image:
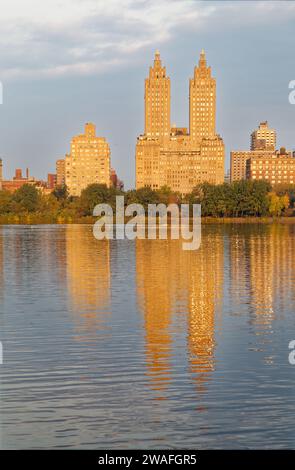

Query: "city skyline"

xmin=0 ymin=1 xmax=295 ymax=188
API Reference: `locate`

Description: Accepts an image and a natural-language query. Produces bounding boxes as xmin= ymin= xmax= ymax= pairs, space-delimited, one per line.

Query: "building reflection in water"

xmin=230 ymin=225 xmax=295 ymax=324
xmin=136 ymin=229 xmax=224 ymax=398
xmin=249 ymin=225 xmax=295 ymax=323
xmin=188 ymin=232 xmax=223 ymax=394
xmin=229 ymin=224 xmax=295 ymax=364
xmin=0 ymin=228 xmax=3 ymax=301
xmin=66 ymin=225 xmax=111 ymax=336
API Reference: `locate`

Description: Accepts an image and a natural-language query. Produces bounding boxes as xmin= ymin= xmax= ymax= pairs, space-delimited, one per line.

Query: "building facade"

xmin=230 ymin=149 xmax=275 ymax=182
xmin=110 ymin=168 xmax=124 ymax=190
xmin=47 ymin=173 xmax=57 ymax=190
xmin=246 ymin=150 xmax=295 ymax=186
xmin=230 ymin=121 xmax=295 ymax=184
xmin=251 ymin=121 xmax=276 ymax=151
xmin=136 ymin=51 xmax=224 ymax=194
xmin=0 ymin=167 xmax=41 ymax=192
xmin=64 ymin=123 xmax=111 ymax=196
xmin=56 ymin=159 xmax=66 ymax=186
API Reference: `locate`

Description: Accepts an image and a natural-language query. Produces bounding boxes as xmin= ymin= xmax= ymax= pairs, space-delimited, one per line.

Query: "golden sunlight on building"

xmin=65 ymin=123 xmax=111 ymax=196
xmin=136 ymin=50 xmax=224 ymax=193
xmin=230 ymin=122 xmax=295 ymax=183
xmin=251 ymin=121 xmax=276 ymax=151
xmin=56 ymin=158 xmax=66 ymax=186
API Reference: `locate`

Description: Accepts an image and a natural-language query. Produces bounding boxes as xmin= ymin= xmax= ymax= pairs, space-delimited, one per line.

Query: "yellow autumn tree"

xmin=268 ymin=192 xmax=290 ymax=216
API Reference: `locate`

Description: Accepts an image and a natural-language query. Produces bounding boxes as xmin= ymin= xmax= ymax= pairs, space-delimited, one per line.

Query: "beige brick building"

xmin=64 ymin=123 xmax=110 ymax=196
xmin=230 ymin=122 xmax=292 ymax=183
xmin=251 ymin=121 xmax=276 ymax=151
xmin=230 ymin=150 xmax=275 ymax=182
xmin=246 ymin=150 xmax=295 ymax=186
xmin=136 ymin=50 xmax=224 ymax=193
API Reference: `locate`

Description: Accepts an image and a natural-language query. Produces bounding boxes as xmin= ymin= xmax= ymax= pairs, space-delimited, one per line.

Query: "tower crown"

xmin=154 ymin=49 xmax=162 ymax=68
xmin=199 ymin=49 xmax=207 ymax=68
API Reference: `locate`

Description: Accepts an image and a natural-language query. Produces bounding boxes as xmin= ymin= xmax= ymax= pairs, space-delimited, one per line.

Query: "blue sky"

xmin=0 ymin=0 xmax=295 ymax=188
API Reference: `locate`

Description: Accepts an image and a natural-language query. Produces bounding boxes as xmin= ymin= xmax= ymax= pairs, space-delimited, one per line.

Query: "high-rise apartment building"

xmin=56 ymin=159 xmax=66 ymax=186
xmin=231 ymin=121 xmax=278 ymax=182
xmin=136 ymin=51 xmax=224 ymax=193
xmin=251 ymin=121 xmax=276 ymax=151
xmin=145 ymin=50 xmax=170 ymax=139
xmin=189 ymin=49 xmax=216 ymax=142
xmin=65 ymin=123 xmax=111 ymax=196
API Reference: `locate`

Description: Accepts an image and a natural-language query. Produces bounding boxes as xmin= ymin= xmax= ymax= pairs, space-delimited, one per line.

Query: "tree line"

xmin=0 ymin=180 xmax=294 ymax=223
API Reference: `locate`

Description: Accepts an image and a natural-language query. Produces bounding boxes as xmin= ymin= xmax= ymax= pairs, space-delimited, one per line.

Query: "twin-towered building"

xmin=135 ymin=50 xmax=225 ymax=193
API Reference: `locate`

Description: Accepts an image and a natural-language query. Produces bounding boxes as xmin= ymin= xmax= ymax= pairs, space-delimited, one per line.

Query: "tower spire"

xmin=199 ymin=49 xmax=206 ymax=67
xmin=154 ymin=49 xmax=161 ymax=66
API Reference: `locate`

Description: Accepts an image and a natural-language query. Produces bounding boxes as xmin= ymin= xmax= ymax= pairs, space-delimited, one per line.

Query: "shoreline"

xmin=1 ymin=216 xmax=295 ymax=225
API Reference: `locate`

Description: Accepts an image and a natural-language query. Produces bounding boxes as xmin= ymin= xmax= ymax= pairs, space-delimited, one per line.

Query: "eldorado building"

xmin=135 ymin=50 xmax=224 ymax=194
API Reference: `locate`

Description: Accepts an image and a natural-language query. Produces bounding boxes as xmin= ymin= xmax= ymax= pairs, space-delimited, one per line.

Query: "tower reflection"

xmin=136 ymin=229 xmax=224 ymax=398
xmin=188 ymin=232 xmax=223 ymax=394
xmin=66 ymin=225 xmax=111 ymax=335
xmin=0 ymin=228 xmax=3 ymax=301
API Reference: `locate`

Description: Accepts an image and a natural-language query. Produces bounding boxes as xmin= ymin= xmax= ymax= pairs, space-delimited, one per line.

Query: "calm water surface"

xmin=0 ymin=224 xmax=295 ymax=449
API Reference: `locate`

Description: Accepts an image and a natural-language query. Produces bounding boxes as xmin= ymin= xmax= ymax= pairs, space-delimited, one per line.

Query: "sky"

xmin=0 ymin=0 xmax=295 ymax=188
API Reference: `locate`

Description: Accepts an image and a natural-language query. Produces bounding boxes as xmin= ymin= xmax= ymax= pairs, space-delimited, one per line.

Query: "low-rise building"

xmin=110 ymin=168 xmax=124 ymax=190
xmin=230 ymin=150 xmax=275 ymax=182
xmin=246 ymin=149 xmax=295 ymax=186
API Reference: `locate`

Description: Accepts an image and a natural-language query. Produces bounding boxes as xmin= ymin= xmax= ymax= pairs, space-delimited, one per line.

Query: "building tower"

xmin=251 ymin=121 xmax=276 ymax=151
xmin=65 ymin=123 xmax=111 ymax=196
xmin=136 ymin=50 xmax=224 ymax=192
xmin=145 ymin=50 xmax=171 ymax=139
xmin=56 ymin=159 xmax=66 ymax=186
xmin=189 ymin=49 xmax=216 ymax=142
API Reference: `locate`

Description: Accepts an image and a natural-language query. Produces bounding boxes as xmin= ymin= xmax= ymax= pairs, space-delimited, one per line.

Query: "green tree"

xmin=77 ymin=184 xmax=123 ymax=216
xmin=52 ymin=184 xmax=69 ymax=201
xmin=125 ymin=187 xmax=159 ymax=210
xmin=0 ymin=190 xmax=13 ymax=214
xmin=12 ymin=184 xmax=41 ymax=213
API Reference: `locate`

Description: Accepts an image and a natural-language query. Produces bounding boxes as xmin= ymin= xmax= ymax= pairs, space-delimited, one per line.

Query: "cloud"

xmin=0 ymin=0 xmax=295 ymax=80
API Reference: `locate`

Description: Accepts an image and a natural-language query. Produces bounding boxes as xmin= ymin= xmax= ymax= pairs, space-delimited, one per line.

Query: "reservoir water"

xmin=0 ymin=224 xmax=295 ymax=449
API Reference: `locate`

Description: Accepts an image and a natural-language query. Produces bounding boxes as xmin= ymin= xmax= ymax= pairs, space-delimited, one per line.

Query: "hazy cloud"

xmin=1 ymin=0 xmax=294 ymax=80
